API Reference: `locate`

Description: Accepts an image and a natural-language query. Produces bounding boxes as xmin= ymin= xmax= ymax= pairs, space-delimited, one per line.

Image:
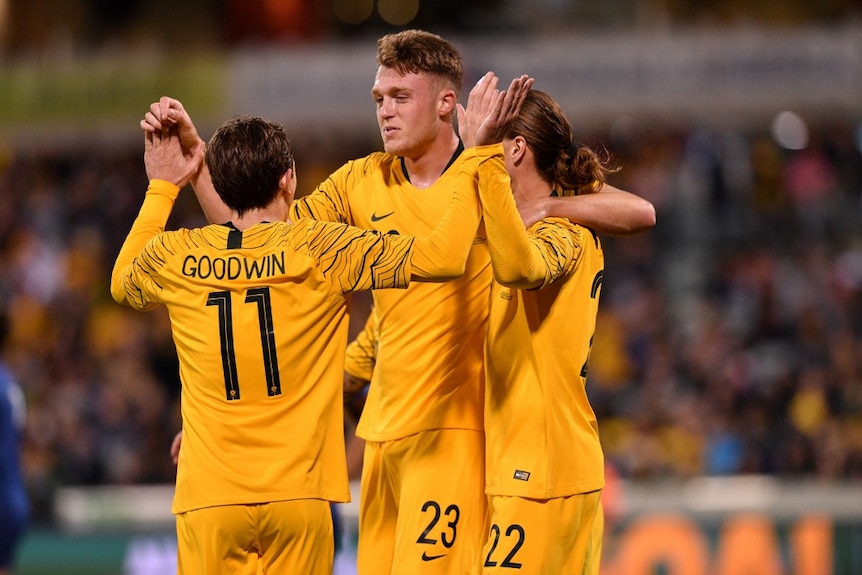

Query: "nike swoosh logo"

xmin=371 ymin=211 xmax=395 ymax=222
xmin=421 ymin=551 xmax=447 ymax=562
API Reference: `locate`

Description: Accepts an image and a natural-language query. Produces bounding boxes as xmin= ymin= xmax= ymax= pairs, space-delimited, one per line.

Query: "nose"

xmin=378 ymin=96 xmax=394 ymax=118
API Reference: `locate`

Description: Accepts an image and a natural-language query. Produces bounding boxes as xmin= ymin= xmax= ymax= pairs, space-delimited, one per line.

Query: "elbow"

xmin=615 ymin=199 xmax=657 ymax=236
xmin=492 ymin=267 xmax=543 ymax=290
xmin=448 ymin=258 xmax=469 ymax=279
xmin=432 ymin=261 xmax=468 ymax=282
xmin=496 ymin=277 xmax=543 ymax=290
xmin=640 ymin=200 xmax=657 ymax=230
xmin=434 ymin=249 xmax=470 ymax=281
xmin=629 ymin=200 xmax=657 ymax=235
xmin=109 ymin=270 xmax=157 ymax=310
xmin=110 ymin=287 xmax=129 ymax=306
xmin=409 ymin=260 xmax=466 ymax=283
xmin=109 ymin=275 xmax=126 ymax=305
xmin=109 ymin=271 xmax=139 ymax=307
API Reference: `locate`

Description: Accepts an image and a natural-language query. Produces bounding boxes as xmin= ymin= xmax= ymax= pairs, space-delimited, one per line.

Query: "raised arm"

xmin=458 ymin=76 xmax=655 ymax=236
xmin=306 ymin=166 xmax=480 ymax=294
xmin=408 ymin=154 xmax=481 ymax=280
xmin=518 ymin=185 xmax=656 ymax=235
xmin=111 ymin=126 xmax=204 ymax=306
xmin=141 ymin=96 xmax=232 ymax=224
xmin=475 ymin=144 xmax=564 ymax=289
xmin=459 ymin=78 xmax=584 ymax=287
xmin=458 ymin=72 xmax=533 ymax=149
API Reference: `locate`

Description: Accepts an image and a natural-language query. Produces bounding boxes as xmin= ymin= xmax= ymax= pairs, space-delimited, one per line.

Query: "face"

xmin=372 ymin=66 xmax=447 ymax=158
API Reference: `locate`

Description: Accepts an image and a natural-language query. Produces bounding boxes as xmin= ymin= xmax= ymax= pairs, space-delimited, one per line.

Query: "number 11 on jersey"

xmin=207 ymin=287 xmax=282 ymax=401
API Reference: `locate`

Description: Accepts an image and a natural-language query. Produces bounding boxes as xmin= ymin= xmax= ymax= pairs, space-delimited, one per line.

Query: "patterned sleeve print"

xmin=301 ymin=220 xmax=413 ymax=294
xmin=526 ymin=218 xmax=585 ymax=287
xmin=290 ymin=156 xmax=379 ymax=224
xmin=110 ymin=182 xmax=180 ymax=310
xmin=121 ymin=231 xmax=188 ymax=311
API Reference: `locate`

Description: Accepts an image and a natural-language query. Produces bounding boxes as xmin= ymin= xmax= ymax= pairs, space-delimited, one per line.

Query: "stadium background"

xmin=1 ymin=0 xmax=861 ymax=573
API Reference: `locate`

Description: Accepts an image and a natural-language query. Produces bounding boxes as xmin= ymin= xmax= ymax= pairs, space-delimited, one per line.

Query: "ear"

xmin=438 ymin=89 xmax=457 ymax=117
xmin=510 ymin=135 xmax=528 ymax=166
xmin=279 ymin=168 xmax=296 ymax=204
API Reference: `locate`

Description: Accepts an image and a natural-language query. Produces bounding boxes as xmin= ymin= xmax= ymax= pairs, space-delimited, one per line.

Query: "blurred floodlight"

xmin=333 ymin=0 xmax=374 ymax=25
xmin=378 ymin=0 xmax=419 ymax=26
xmin=771 ymin=110 xmax=809 ymax=150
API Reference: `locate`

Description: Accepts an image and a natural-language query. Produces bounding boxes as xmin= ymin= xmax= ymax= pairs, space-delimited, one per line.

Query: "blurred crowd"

xmin=1 ymin=117 xmax=861 ymax=523
xmin=594 ymin=119 xmax=862 ymax=481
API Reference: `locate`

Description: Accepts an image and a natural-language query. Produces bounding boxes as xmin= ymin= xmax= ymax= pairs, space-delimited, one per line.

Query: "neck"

xmin=230 ymin=204 xmax=290 ymax=231
xmin=402 ymin=130 xmax=461 ymax=189
xmin=512 ymin=170 xmax=553 ymax=206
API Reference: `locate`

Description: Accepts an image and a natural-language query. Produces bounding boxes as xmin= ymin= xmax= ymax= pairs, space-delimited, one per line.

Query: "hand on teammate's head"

xmin=458 ymin=72 xmax=533 ymax=148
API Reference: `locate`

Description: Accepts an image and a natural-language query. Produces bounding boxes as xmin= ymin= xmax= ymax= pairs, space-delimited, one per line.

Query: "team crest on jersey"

xmin=513 ymin=469 xmax=531 ymax=481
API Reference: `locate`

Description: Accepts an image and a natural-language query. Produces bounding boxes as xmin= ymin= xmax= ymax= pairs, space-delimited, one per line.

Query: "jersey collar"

xmin=400 ymin=141 xmax=465 ymax=184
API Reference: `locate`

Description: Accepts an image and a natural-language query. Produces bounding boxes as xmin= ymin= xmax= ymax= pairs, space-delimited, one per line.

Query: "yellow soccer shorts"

xmin=358 ymin=428 xmax=488 ymax=575
xmin=176 ymin=499 xmax=333 ymax=575
xmin=479 ymin=490 xmax=604 ymax=575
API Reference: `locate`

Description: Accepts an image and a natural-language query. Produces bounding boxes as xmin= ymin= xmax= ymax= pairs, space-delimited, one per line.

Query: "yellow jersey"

xmin=293 ymin=148 xmax=491 ymax=441
xmin=476 ymin=144 xmax=606 ymax=499
xmin=111 ymin=177 xmax=477 ymax=513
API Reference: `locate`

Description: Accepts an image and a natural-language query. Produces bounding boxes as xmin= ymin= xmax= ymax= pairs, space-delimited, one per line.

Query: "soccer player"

xmin=111 ymin=115 xmax=480 ymax=574
xmin=0 ymin=312 xmax=29 ymax=575
xmin=462 ymin=82 xmax=616 ymax=573
xmin=142 ymin=30 xmax=654 ymax=575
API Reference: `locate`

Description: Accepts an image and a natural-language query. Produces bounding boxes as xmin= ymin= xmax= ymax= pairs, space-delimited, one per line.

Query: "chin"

xmin=383 ymin=141 xmax=407 ymax=156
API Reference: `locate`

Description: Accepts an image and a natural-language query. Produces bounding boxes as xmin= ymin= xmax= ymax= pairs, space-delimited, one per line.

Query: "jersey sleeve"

xmin=408 ymin=149 xmax=482 ymax=279
xmin=476 ymin=143 xmax=583 ymax=289
xmin=344 ymin=310 xmax=378 ymax=382
xmin=110 ymin=179 xmax=180 ymax=310
xmin=301 ymin=219 xmax=415 ymax=293
xmin=290 ymin=159 xmax=359 ymax=224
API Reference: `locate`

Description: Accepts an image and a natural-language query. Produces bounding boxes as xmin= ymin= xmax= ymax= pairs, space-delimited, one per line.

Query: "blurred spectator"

xmin=0 ymin=310 xmax=29 ymax=575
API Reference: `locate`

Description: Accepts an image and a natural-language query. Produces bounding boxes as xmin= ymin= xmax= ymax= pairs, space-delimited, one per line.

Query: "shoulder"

xmin=336 ymin=151 xmax=393 ymax=171
xmin=142 ymin=228 xmax=191 ymax=254
xmin=531 ymin=216 xmax=582 ymax=236
xmin=532 ymin=218 xmax=602 ymax=250
xmin=319 ymin=152 xmax=397 ymax=189
xmin=356 ymin=151 xmax=397 ymax=174
xmin=292 ymin=217 xmax=356 ymax=243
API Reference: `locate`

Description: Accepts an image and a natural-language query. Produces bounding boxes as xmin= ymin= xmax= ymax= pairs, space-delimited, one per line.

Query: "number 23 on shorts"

xmin=416 ymin=500 xmax=460 ymax=561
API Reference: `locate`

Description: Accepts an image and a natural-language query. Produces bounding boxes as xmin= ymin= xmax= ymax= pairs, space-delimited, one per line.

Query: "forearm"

xmin=525 ymin=185 xmax=656 ymax=235
xmin=190 ymin=162 xmax=232 ymax=224
xmin=409 ymin=152 xmax=481 ymax=280
xmin=477 ymin=144 xmax=548 ymax=289
xmin=344 ymin=312 xmax=377 ymax=382
xmin=110 ymin=180 xmax=179 ymax=304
